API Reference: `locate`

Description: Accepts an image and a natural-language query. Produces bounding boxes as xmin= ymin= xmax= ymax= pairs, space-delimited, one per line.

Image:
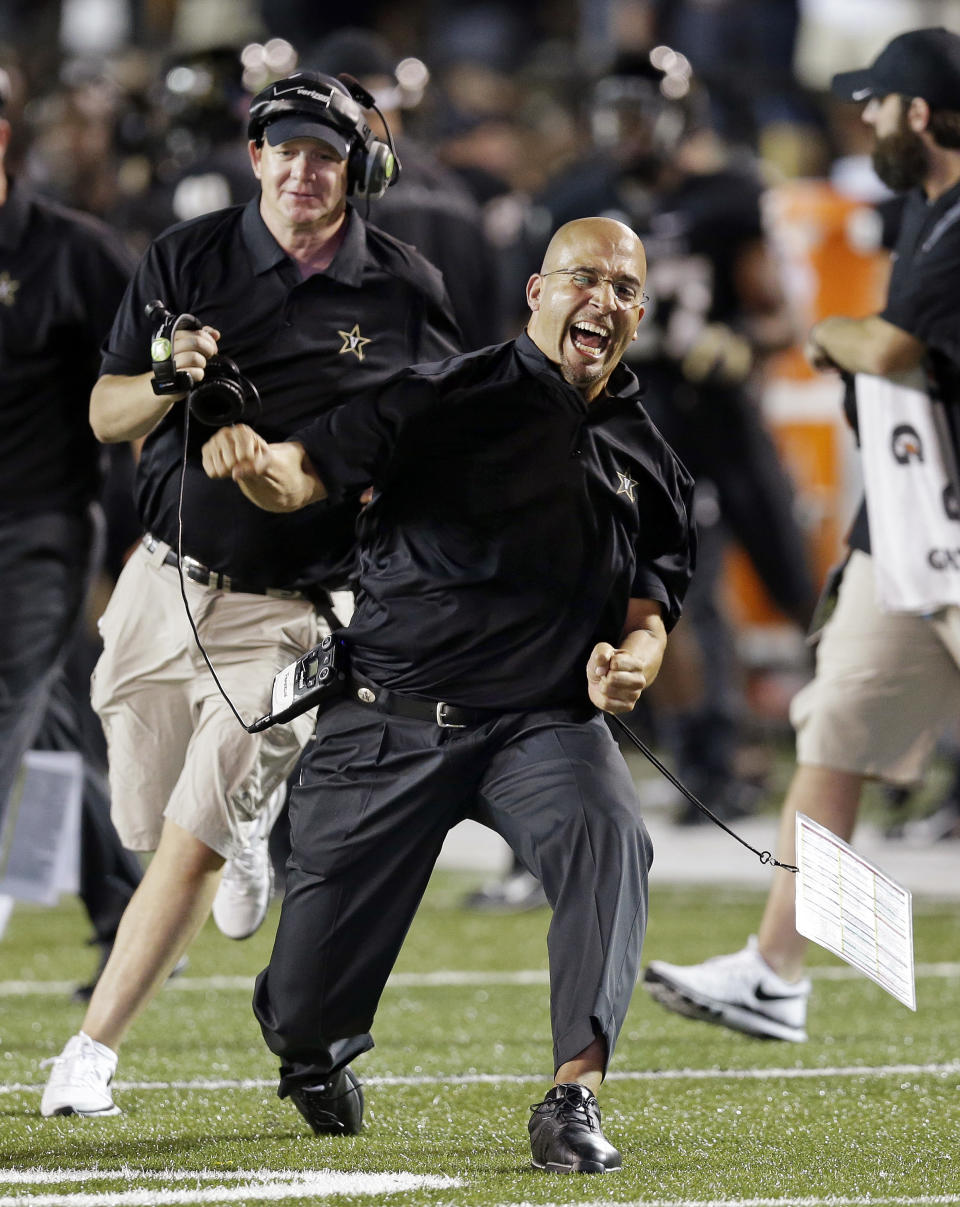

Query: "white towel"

xmin=856 ymin=370 xmax=960 ymax=613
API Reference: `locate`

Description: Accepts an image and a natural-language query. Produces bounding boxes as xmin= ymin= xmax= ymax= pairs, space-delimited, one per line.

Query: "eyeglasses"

xmin=541 ymin=267 xmax=647 ymax=308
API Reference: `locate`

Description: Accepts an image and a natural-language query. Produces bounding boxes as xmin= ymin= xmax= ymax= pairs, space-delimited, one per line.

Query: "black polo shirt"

xmin=0 ymin=181 xmax=133 ymax=514
xmin=847 ymin=178 xmax=960 ymax=552
xmin=296 ymin=333 xmax=696 ymax=709
xmin=101 ymin=200 xmax=460 ymax=589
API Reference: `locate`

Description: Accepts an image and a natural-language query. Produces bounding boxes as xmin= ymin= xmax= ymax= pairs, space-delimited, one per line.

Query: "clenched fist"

xmin=587 ymin=643 xmax=649 ymax=714
xmin=201 ymin=423 xmax=271 ymax=482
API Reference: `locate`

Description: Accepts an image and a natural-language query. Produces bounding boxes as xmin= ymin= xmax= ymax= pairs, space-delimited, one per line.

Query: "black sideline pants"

xmin=253 ymin=699 xmax=653 ymax=1095
xmin=0 ymin=509 xmax=141 ymax=941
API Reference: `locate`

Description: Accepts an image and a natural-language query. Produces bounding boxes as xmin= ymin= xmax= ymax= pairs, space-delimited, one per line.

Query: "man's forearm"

xmin=619 ymin=628 xmax=666 ymax=689
xmin=809 ymin=315 xmax=925 ymax=377
xmin=235 ymin=442 xmax=327 ymax=512
xmin=620 ymin=605 xmax=667 ymax=688
xmin=91 ymin=324 xmax=221 ymax=443
xmin=90 ymin=372 xmax=180 ymax=443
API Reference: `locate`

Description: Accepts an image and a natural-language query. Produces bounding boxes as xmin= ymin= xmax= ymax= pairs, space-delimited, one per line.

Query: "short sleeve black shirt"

xmin=847 ymin=178 xmax=960 ymax=552
xmin=295 ymin=333 xmax=696 ymax=709
xmin=102 ymin=201 xmax=460 ymax=589
xmin=0 ymin=182 xmax=133 ymax=514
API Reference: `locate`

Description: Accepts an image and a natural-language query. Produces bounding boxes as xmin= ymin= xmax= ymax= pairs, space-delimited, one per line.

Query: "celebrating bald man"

xmin=202 ymin=217 xmax=696 ymax=1173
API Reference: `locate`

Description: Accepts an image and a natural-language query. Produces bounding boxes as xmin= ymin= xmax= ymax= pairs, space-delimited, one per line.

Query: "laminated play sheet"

xmin=795 ymin=811 xmax=916 ymax=1010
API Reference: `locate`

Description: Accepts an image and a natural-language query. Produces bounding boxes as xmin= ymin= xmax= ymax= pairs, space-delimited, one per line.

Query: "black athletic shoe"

xmin=288 ymin=1067 xmax=364 ymax=1136
xmin=528 ymin=1082 xmax=622 ymax=1174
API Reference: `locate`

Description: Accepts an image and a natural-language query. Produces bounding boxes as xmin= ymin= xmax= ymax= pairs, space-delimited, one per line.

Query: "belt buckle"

xmin=436 ymin=701 xmax=466 ymax=729
xmin=180 ymin=555 xmax=209 ymax=586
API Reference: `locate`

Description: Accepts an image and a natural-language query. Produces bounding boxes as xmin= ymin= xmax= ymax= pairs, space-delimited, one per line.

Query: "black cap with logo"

xmin=247 ymin=73 xmax=358 ymax=158
xmin=831 ymin=27 xmax=960 ymax=109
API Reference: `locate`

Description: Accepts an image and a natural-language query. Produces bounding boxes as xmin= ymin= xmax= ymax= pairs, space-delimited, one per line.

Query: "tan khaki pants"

xmin=793 ymin=550 xmax=960 ymax=785
xmin=91 ymin=539 xmax=324 ymax=858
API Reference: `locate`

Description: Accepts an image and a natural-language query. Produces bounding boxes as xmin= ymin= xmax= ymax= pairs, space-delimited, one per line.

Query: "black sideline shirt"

xmin=297 ymin=334 xmax=696 ymax=709
xmin=0 ymin=182 xmax=132 ymax=514
xmin=101 ymin=201 xmax=460 ymax=589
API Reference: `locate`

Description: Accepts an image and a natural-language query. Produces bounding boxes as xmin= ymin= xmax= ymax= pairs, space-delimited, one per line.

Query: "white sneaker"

xmin=40 ymin=1032 xmax=120 ymax=1117
xmin=212 ymin=785 xmax=285 ymax=940
xmin=643 ymin=937 xmax=811 ymax=1042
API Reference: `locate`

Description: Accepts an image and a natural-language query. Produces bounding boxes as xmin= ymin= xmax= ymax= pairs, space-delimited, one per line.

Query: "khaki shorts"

xmin=91 ymin=538 xmax=329 ymax=859
xmin=792 ymin=550 xmax=960 ymax=785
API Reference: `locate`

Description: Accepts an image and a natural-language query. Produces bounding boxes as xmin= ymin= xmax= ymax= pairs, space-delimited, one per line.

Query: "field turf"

xmin=2 ymin=870 xmax=959 ymax=1206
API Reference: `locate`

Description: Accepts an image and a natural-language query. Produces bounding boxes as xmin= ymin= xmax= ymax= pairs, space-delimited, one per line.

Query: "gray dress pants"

xmin=253 ymin=696 xmax=653 ymax=1097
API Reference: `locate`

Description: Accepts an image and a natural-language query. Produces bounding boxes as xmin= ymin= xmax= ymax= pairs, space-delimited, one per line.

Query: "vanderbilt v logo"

xmin=616 ymin=471 xmax=637 ymax=502
xmin=338 ymin=323 xmax=371 ymax=361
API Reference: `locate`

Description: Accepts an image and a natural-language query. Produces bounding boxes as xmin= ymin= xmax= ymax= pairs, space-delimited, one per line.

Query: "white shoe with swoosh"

xmin=643 ymin=936 xmax=810 ymax=1042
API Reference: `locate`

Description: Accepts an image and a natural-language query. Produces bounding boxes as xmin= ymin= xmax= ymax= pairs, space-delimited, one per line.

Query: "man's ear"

xmin=526 ymin=273 xmax=543 ymax=313
xmin=248 ymin=139 xmax=263 ymax=180
xmin=631 ymin=306 xmax=645 ymax=340
xmin=907 ymin=95 xmax=931 ymax=134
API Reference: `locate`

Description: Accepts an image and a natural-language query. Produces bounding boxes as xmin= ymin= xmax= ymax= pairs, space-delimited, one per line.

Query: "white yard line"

xmin=2 ymin=961 xmax=959 ymax=997
xmin=4 ymin=1060 xmax=960 ymax=1099
xmin=0 ymin=1169 xmax=459 ymax=1206
xmin=0 ymin=1176 xmax=952 ymax=1207
xmin=0 ymin=970 xmax=546 ymax=996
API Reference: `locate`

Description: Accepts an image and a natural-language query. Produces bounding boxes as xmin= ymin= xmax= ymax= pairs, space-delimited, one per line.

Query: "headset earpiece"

xmin=348 ymin=138 xmax=398 ymax=200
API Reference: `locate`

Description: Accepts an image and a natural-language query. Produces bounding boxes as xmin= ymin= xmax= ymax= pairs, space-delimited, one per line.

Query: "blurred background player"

xmin=0 ymin=75 xmax=143 ymax=998
xmin=109 ymin=43 xmax=260 ymax=252
xmin=302 ymin=25 xmax=501 ymax=350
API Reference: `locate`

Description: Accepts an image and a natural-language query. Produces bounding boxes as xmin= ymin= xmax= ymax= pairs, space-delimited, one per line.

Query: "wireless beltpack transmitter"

xmin=256 ymin=633 xmax=348 ymax=730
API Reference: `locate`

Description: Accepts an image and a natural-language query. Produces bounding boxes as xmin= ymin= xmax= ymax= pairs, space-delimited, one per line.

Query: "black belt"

xmin=348 ymin=676 xmax=492 ymax=729
xmin=142 ymin=534 xmax=307 ymax=600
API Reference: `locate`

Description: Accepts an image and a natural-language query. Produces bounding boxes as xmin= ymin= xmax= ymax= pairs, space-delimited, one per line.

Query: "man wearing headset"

xmin=40 ymin=71 xmax=459 ymax=1119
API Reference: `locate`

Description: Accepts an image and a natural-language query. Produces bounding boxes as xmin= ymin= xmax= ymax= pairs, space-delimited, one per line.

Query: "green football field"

xmin=2 ymin=870 xmax=959 ymax=1206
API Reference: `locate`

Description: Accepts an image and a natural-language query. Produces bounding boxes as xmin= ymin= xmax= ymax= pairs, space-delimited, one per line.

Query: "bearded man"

xmin=643 ymin=26 xmax=960 ymax=1043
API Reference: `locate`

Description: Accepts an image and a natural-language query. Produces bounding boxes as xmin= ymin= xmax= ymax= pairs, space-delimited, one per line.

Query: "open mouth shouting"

xmin=569 ymin=320 xmax=612 ymax=360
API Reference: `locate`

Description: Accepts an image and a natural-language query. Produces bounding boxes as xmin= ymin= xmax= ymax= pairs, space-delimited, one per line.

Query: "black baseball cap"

xmin=263 ymin=116 xmax=351 ymax=157
xmin=250 ymin=73 xmax=357 ymax=157
xmin=831 ymin=27 xmax=960 ymax=109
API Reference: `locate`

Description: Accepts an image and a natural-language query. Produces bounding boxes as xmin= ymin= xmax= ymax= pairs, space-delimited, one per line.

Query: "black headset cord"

xmin=608 ymin=713 xmax=798 ymax=873
xmin=176 ymin=397 xmax=272 ymax=735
